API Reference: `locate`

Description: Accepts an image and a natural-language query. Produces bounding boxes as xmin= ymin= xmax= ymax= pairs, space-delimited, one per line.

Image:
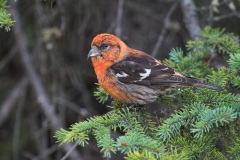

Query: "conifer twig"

xmin=123 ymin=118 xmax=134 ymax=131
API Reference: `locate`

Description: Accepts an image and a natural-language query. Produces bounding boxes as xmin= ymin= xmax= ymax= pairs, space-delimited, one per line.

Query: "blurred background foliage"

xmin=0 ymin=0 xmax=239 ymax=159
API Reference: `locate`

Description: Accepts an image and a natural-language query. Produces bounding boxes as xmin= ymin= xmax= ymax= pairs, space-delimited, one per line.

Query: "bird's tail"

xmin=183 ymin=77 xmax=223 ymax=91
xmin=192 ymin=82 xmax=223 ymax=91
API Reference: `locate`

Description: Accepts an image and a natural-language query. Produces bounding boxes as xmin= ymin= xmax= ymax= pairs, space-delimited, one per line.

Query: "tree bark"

xmin=181 ymin=0 xmax=201 ymax=39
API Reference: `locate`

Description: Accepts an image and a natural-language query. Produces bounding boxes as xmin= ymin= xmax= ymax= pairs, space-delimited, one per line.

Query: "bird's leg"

xmin=128 ymin=104 xmax=135 ymax=109
xmin=128 ymin=104 xmax=145 ymax=111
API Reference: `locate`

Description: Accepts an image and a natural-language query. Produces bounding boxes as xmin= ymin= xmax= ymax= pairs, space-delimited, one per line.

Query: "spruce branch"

xmin=94 ymin=83 xmax=110 ymax=104
xmin=0 ymin=0 xmax=14 ymax=31
xmin=191 ymin=106 xmax=238 ymax=138
xmin=228 ymin=53 xmax=240 ymax=71
xmin=0 ymin=8 xmax=14 ymax=31
xmin=55 ymin=27 xmax=240 ymax=159
xmin=93 ymin=126 xmax=116 ymax=157
xmin=116 ymin=131 xmax=164 ymax=157
xmin=125 ymin=151 xmax=156 ymax=160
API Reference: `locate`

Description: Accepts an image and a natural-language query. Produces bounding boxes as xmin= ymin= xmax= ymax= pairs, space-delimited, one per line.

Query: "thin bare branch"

xmin=212 ymin=12 xmax=240 ymax=21
xmin=53 ymin=97 xmax=98 ymax=117
xmin=28 ymin=109 xmax=50 ymax=160
xmin=0 ymin=47 xmax=17 ymax=71
xmin=35 ymin=145 xmax=59 ymax=160
xmin=56 ymin=0 xmax=67 ymax=32
xmin=151 ymin=1 xmax=179 ymax=57
xmin=115 ymin=0 xmax=125 ymax=37
xmin=0 ymin=77 xmax=28 ymax=127
xmin=23 ymin=152 xmax=38 ymax=160
xmin=126 ymin=1 xmax=162 ymax=22
xmin=196 ymin=0 xmax=234 ymax=11
xmin=60 ymin=142 xmax=79 ymax=160
xmin=12 ymin=86 xmax=26 ymax=160
xmin=70 ymin=71 xmax=97 ymax=115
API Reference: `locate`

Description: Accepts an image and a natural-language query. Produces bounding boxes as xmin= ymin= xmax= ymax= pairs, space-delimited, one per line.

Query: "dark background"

xmin=0 ymin=0 xmax=239 ymax=159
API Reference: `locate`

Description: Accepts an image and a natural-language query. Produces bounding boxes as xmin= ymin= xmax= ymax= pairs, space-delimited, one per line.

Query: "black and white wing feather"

xmin=110 ymin=55 xmax=186 ymax=86
xmin=109 ymin=55 xmax=222 ymax=91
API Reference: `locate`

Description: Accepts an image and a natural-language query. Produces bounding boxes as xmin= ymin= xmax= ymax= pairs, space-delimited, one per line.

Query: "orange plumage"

xmin=88 ymin=33 xmax=222 ymax=104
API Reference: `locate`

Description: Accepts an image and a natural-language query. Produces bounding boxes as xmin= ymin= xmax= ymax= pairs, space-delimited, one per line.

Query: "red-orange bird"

xmin=88 ymin=33 xmax=222 ymax=104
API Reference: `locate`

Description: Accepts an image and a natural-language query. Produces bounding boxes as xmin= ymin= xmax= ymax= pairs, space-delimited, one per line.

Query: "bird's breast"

xmin=91 ymin=59 xmax=129 ymax=102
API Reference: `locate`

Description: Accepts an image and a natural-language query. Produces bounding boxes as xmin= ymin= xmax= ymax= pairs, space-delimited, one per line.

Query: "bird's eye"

xmin=100 ymin=43 xmax=110 ymax=51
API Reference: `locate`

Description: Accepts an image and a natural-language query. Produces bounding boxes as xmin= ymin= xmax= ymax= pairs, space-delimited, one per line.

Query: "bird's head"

xmin=88 ymin=33 xmax=127 ymax=63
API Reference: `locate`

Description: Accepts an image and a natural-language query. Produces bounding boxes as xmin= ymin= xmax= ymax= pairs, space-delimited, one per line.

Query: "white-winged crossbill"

xmin=88 ymin=34 xmax=222 ymax=104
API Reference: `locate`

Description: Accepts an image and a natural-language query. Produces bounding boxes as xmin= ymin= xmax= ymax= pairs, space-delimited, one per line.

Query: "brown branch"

xmin=196 ymin=0 xmax=226 ymax=11
xmin=12 ymin=88 xmax=26 ymax=160
xmin=23 ymin=146 xmax=58 ymax=160
xmin=53 ymin=97 xmax=98 ymax=117
xmin=56 ymin=0 xmax=67 ymax=32
xmin=181 ymin=0 xmax=201 ymax=39
xmin=123 ymin=118 xmax=134 ymax=132
xmin=151 ymin=1 xmax=179 ymax=57
xmin=212 ymin=12 xmax=240 ymax=21
xmin=60 ymin=142 xmax=79 ymax=160
xmin=69 ymin=71 xmax=98 ymax=115
xmin=28 ymin=109 xmax=49 ymax=159
xmin=0 ymin=77 xmax=28 ymax=127
xmin=115 ymin=0 xmax=125 ymax=37
xmin=126 ymin=1 xmax=162 ymax=22
xmin=9 ymin=1 xmax=82 ymax=159
xmin=0 ymin=47 xmax=17 ymax=71
xmin=36 ymin=145 xmax=59 ymax=160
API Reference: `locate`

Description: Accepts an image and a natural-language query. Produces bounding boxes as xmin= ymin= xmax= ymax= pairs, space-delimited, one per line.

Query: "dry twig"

xmin=0 ymin=77 xmax=28 ymax=127
xmin=151 ymin=1 xmax=179 ymax=57
xmin=115 ymin=0 xmax=125 ymax=37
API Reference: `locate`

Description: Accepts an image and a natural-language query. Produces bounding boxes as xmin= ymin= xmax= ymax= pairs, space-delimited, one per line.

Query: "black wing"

xmin=109 ymin=55 xmax=189 ymax=86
